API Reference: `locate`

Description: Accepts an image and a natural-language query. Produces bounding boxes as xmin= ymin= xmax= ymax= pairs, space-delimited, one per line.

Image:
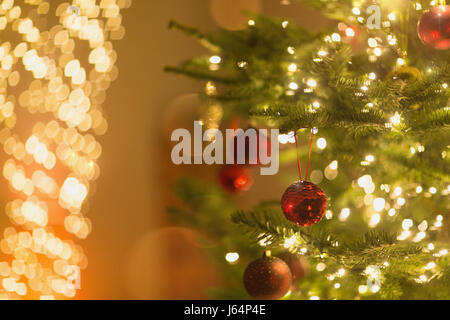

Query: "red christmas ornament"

xmin=276 ymin=252 xmax=308 ymax=282
xmin=231 ymin=129 xmax=271 ymax=166
xmin=417 ymin=5 xmax=450 ymax=50
xmin=243 ymin=253 xmax=292 ymax=300
xmin=281 ymin=181 xmax=327 ymax=227
xmin=219 ymin=165 xmax=253 ymax=193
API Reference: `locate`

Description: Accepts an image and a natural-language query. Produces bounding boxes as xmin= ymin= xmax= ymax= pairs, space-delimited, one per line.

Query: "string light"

xmin=374 ymin=48 xmax=382 ymax=56
xmin=396 ymin=58 xmax=405 ymax=66
xmin=352 ymin=8 xmax=361 ymax=15
xmin=288 ymin=63 xmax=297 ymax=72
xmin=373 ymin=198 xmax=385 ymax=212
xmin=316 ymin=138 xmax=327 ymax=150
xmin=225 ymin=252 xmax=239 ymax=263
xmin=209 ymin=56 xmax=221 ymax=64
xmin=331 ymin=33 xmax=341 ymax=42
xmin=388 ymin=13 xmax=396 ymax=21
xmin=306 ymin=79 xmax=317 ymax=88
xmin=339 ymin=208 xmax=350 ymax=221
xmin=289 ymin=82 xmax=299 ymax=90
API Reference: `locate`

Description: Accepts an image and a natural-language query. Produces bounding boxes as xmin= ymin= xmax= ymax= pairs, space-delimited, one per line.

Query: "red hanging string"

xmin=294 ymin=131 xmax=303 ymax=181
xmin=305 ymin=129 xmax=315 ymax=181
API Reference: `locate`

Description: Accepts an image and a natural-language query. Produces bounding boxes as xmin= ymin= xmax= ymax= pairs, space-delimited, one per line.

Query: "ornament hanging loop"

xmin=294 ymin=128 xmax=316 ymax=182
xmin=305 ymin=128 xmax=316 ymax=181
xmin=294 ymin=131 xmax=303 ymax=181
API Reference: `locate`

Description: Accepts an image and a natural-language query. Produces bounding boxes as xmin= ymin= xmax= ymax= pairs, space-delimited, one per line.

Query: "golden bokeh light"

xmin=0 ymin=0 xmax=131 ymax=299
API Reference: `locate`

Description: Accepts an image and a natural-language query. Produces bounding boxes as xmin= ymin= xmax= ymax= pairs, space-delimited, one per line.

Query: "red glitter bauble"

xmin=417 ymin=5 xmax=450 ymax=50
xmin=243 ymin=255 xmax=292 ymax=300
xmin=219 ymin=165 xmax=253 ymax=193
xmin=281 ymin=181 xmax=327 ymax=227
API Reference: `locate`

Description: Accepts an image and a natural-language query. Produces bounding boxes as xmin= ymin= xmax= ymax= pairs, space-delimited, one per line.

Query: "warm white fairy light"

xmin=289 ymin=82 xmax=299 ymax=90
xmin=369 ymin=213 xmax=381 ymax=227
xmin=365 ymin=155 xmax=375 ymax=163
xmin=388 ymin=13 xmax=396 ymax=21
xmin=278 ymin=131 xmax=296 ymax=144
xmin=368 ymin=38 xmax=378 ymax=47
xmin=283 ymin=235 xmax=298 ymax=248
xmin=434 ymin=215 xmax=443 ymax=228
xmin=339 ymin=208 xmax=350 ymax=221
xmin=288 ymin=63 xmax=297 ymax=72
xmin=364 ymin=265 xmax=381 ymax=292
xmin=358 ymin=285 xmax=368 ymax=294
xmin=425 ymin=262 xmax=436 ymax=270
xmin=390 ymin=112 xmax=402 ymax=126
xmin=258 ymin=235 xmax=272 ymax=247
xmin=248 ymin=19 xmax=255 ymax=26
xmin=387 ymin=34 xmax=398 ymax=46
xmin=402 ymin=219 xmax=414 ymax=230
xmin=370 ymin=284 xmax=380 ymax=293
xmin=317 ymin=138 xmax=327 ymax=150
xmin=393 ymin=187 xmax=402 ymax=197
xmin=413 ymin=232 xmax=427 ymax=242
xmin=316 ymin=263 xmax=326 ymax=272
xmin=397 ymin=197 xmax=406 ymax=206
xmin=0 ymin=1 xmax=131 ymax=300
xmin=396 ymin=58 xmax=405 ymax=66
xmin=368 ymin=72 xmax=376 ymax=80
xmin=225 ymin=252 xmax=239 ymax=263
xmin=398 ymin=230 xmax=411 ymax=241
xmin=209 ymin=55 xmax=221 ymax=64
xmin=331 ymin=33 xmax=341 ymax=42
xmin=345 ymin=28 xmax=355 ymax=37
xmin=373 ymin=47 xmax=382 ymax=57
xmin=287 ymin=46 xmax=295 ymax=54
xmin=418 ymin=221 xmax=428 ymax=232
xmin=307 ymin=79 xmax=317 ymax=88
xmin=373 ymin=198 xmax=385 ymax=212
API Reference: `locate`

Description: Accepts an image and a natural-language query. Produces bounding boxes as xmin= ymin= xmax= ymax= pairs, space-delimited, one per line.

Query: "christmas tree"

xmin=166 ymin=0 xmax=450 ymax=300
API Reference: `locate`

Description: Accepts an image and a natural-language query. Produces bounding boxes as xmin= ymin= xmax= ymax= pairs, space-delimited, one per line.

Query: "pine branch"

xmin=232 ymin=209 xmax=424 ymax=272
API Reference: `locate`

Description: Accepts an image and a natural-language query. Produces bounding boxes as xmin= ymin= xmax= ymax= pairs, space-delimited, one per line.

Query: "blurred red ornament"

xmin=276 ymin=251 xmax=308 ymax=282
xmin=231 ymin=129 xmax=271 ymax=166
xmin=243 ymin=253 xmax=292 ymax=300
xmin=219 ymin=165 xmax=253 ymax=193
xmin=417 ymin=5 xmax=450 ymax=50
xmin=281 ymin=181 xmax=327 ymax=227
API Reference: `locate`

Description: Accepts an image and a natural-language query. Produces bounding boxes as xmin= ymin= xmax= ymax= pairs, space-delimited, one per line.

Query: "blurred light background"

xmin=0 ymin=0 xmax=331 ymax=299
